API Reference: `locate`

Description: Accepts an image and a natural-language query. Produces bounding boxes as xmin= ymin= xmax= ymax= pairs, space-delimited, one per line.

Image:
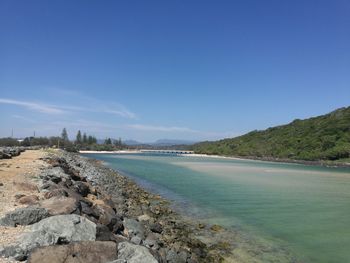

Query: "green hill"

xmin=192 ymin=107 xmax=350 ymax=162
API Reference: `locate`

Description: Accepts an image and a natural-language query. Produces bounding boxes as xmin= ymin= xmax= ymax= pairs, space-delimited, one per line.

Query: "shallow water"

xmin=85 ymin=153 xmax=350 ymax=263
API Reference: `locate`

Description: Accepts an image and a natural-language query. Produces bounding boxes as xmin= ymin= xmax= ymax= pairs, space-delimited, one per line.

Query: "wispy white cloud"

xmin=44 ymin=88 xmax=138 ymax=119
xmin=104 ymin=109 xmax=137 ymax=119
xmin=0 ymin=97 xmax=137 ymax=119
xmin=0 ymin=98 xmax=65 ymax=114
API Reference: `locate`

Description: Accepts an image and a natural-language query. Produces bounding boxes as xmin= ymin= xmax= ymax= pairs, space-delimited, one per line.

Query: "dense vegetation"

xmin=192 ymin=107 xmax=350 ymax=161
xmin=0 ymin=128 xmax=125 ymax=152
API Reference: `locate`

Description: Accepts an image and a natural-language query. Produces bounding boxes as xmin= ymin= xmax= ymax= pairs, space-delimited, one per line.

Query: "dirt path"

xmin=0 ymin=150 xmax=48 ymax=263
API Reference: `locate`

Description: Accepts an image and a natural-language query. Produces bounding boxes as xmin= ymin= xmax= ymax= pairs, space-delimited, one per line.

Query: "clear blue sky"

xmin=1 ymin=0 xmax=349 ymax=142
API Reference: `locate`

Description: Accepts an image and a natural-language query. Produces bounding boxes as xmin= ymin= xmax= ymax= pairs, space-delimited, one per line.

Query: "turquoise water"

xmin=85 ymin=153 xmax=350 ymax=263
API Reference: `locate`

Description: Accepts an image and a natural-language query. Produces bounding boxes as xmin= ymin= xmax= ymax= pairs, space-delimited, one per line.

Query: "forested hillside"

xmin=193 ymin=107 xmax=350 ymax=161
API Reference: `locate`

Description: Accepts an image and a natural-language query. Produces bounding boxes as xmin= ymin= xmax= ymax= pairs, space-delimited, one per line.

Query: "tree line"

xmin=0 ymin=128 xmax=125 ymax=152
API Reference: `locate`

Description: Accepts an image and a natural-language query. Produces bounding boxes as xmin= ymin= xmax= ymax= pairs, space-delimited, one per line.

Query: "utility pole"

xmin=33 ymin=131 xmax=36 ymax=137
xmin=11 ymin=128 xmax=13 ymax=138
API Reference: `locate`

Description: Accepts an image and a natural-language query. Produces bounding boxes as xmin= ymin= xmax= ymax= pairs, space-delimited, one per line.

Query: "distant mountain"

xmin=123 ymin=140 xmax=143 ymax=146
xmin=192 ymin=107 xmax=350 ymax=162
xmin=152 ymin=139 xmax=196 ymax=146
xmin=124 ymin=139 xmax=196 ymax=147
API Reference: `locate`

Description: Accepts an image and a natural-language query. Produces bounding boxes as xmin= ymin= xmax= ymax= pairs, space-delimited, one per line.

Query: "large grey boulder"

xmin=0 ymin=214 xmax=96 ymax=260
xmin=24 ymin=214 xmax=96 ymax=246
xmin=39 ymin=167 xmax=70 ymax=183
xmin=0 ymin=207 xmax=49 ymax=227
xmin=27 ymin=241 xmax=117 ymax=263
xmin=117 ymin=242 xmax=158 ymax=263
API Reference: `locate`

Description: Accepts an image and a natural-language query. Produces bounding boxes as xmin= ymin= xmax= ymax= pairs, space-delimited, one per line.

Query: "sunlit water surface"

xmin=84 ymin=153 xmax=350 ymax=263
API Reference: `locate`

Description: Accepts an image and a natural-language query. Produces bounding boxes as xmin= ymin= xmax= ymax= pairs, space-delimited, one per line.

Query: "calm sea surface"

xmin=85 ymin=153 xmax=350 ymax=263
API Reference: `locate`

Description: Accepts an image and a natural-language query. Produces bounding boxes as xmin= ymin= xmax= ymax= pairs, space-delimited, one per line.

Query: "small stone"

xmin=15 ymin=193 xmax=26 ymax=200
xmin=150 ymin=223 xmax=163 ymax=234
xmin=43 ymin=188 xmax=68 ymax=199
xmin=137 ymin=214 xmax=151 ymax=222
xmin=130 ymin=236 xmax=142 ymax=245
xmin=198 ymin=223 xmax=206 ymax=229
xmin=74 ymin=181 xmax=90 ymax=197
xmin=210 ymin=224 xmax=224 ymax=232
xmin=18 ymin=195 xmax=39 ymax=205
xmin=123 ymin=218 xmax=145 ymax=239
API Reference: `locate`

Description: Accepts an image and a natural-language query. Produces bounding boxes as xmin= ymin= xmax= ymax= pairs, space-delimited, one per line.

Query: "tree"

xmin=104 ymin=138 xmax=112 ymax=145
xmin=114 ymin=137 xmax=123 ymax=148
xmin=61 ymin=128 xmax=69 ymax=142
xmin=82 ymin=133 xmax=87 ymax=144
xmin=88 ymin=135 xmax=97 ymax=145
xmin=76 ymin=130 xmax=82 ymax=144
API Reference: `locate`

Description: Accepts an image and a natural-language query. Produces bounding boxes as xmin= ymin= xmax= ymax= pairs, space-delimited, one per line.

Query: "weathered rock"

xmin=0 ymin=215 xmax=97 ymax=260
xmin=27 ymin=241 xmax=117 ymax=263
xmin=81 ymin=201 xmax=99 ymax=218
xmin=178 ymin=250 xmax=189 ymax=262
xmin=0 ymin=245 xmax=27 ymax=261
xmin=117 ymin=242 xmax=158 ymax=263
xmin=166 ymin=249 xmax=187 ymax=263
xmin=40 ymin=196 xmax=81 ymax=215
xmin=0 ymin=207 xmax=49 ymax=226
xmin=96 ymin=224 xmax=114 ymax=241
xmin=144 ymin=233 xmax=160 ymax=249
xmin=138 ymin=214 xmax=151 ymax=222
xmin=15 ymin=194 xmax=26 ymax=200
xmin=73 ymin=181 xmax=90 ymax=197
xmin=18 ymin=195 xmax=39 ymax=205
xmin=69 ymin=169 xmax=86 ymax=182
xmin=150 ymin=223 xmax=163 ymax=234
xmin=123 ymin=218 xmax=145 ymax=239
xmin=39 ymin=182 xmax=59 ymax=191
xmin=43 ymin=188 xmax=68 ymax=199
xmin=23 ymin=214 xmax=96 ymax=245
xmin=0 ymin=151 xmax=12 ymax=159
xmin=94 ymin=203 xmax=118 ymax=230
xmin=130 ymin=236 xmax=142 ymax=245
xmin=40 ymin=167 xmax=69 ymax=183
xmin=210 ymin=224 xmax=224 ymax=232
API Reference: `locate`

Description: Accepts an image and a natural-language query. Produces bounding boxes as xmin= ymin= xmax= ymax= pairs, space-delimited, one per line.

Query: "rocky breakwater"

xmin=0 ymin=150 xmax=234 ymax=263
xmin=0 ymin=147 xmax=26 ymax=160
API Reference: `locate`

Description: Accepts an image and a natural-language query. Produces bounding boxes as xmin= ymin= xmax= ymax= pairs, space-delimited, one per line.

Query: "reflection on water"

xmin=85 ymin=153 xmax=350 ymax=263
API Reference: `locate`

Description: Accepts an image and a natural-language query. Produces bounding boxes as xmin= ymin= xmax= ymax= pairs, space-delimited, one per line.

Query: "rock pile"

xmin=0 ymin=147 xmax=26 ymax=159
xmin=0 ymin=150 xmax=232 ymax=262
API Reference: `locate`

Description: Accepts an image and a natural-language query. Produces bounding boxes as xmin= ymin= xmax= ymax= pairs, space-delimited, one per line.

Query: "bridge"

xmin=139 ymin=149 xmax=194 ymax=154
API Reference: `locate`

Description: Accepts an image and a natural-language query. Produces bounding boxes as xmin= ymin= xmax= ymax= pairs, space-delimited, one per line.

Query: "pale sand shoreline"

xmin=80 ymin=150 xmax=350 ymax=168
xmin=80 ymin=150 xmax=265 ymax=162
xmin=79 ymin=150 xmax=142 ymax=154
